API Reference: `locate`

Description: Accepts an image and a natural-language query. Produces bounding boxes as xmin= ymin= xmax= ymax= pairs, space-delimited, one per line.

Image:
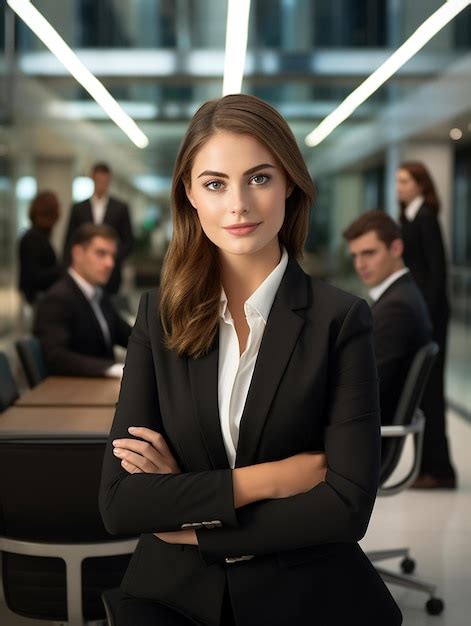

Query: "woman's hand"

xmin=112 ymin=426 xmax=181 ymax=475
xmin=154 ymin=529 xmax=198 ymax=545
xmin=113 ymin=427 xmax=196 ymax=545
xmin=273 ymin=452 xmax=327 ymax=499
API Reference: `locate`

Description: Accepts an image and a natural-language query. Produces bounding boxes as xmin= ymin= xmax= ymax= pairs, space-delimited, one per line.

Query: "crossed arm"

xmin=112 ymin=426 xmax=327 ymax=546
xmin=99 ymin=293 xmax=380 ymax=563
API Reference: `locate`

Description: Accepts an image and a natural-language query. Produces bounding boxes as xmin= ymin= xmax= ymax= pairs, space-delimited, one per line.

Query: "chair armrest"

xmin=378 ymin=410 xmax=425 ymax=496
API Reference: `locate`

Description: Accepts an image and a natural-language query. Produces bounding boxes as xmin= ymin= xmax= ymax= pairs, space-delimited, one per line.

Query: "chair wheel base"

xmin=426 ymin=597 xmax=444 ymax=615
xmin=400 ymin=556 xmax=416 ymax=574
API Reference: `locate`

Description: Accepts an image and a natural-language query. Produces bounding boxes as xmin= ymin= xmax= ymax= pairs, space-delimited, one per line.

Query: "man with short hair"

xmin=35 ymin=224 xmax=132 ymax=377
xmin=63 ymin=162 xmax=134 ymax=294
xmin=343 ymin=210 xmax=432 ymax=425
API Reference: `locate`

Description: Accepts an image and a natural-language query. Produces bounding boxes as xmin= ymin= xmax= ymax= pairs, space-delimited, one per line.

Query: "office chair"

xmin=367 ymin=341 xmax=444 ymax=615
xmin=0 ymin=434 xmax=137 ymax=626
xmin=0 ymin=352 xmax=19 ymax=412
xmin=15 ymin=336 xmax=48 ymax=388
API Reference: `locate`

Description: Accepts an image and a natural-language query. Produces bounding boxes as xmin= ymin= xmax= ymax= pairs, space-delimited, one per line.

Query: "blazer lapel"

xmin=188 ymin=259 xmax=309 ymax=471
xmin=187 ymin=336 xmax=231 ymax=470
xmin=83 ymin=200 xmax=93 ymax=222
xmin=235 ymin=259 xmax=309 ymax=468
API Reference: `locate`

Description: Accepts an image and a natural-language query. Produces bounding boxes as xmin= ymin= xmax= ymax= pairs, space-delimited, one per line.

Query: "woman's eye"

xmin=251 ymin=174 xmax=269 ymax=185
xmin=205 ymin=180 xmax=224 ymax=191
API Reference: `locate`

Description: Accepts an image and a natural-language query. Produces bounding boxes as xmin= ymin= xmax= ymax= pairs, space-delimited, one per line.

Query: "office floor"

xmin=1 ymin=409 xmax=469 ymax=626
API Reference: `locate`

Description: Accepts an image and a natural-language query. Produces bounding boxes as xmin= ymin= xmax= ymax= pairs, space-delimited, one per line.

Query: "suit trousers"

xmin=116 ymin=583 xmax=236 ymax=626
xmin=420 ymin=315 xmax=456 ymax=479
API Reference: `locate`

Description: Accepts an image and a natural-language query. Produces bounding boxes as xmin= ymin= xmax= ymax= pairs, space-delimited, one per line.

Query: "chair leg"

xmin=375 ymin=566 xmax=437 ymax=597
xmin=368 ymin=548 xmax=409 ymax=563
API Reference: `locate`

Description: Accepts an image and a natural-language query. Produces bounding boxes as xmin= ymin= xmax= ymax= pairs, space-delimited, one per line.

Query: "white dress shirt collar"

xmin=369 ymin=267 xmax=409 ymax=303
xmin=68 ymin=268 xmax=98 ymax=302
xmin=404 ymin=195 xmax=424 ymax=222
xmin=91 ymin=194 xmax=109 ymax=224
xmin=219 ymin=246 xmax=289 ymax=323
xmin=217 ymin=246 xmax=289 ymax=468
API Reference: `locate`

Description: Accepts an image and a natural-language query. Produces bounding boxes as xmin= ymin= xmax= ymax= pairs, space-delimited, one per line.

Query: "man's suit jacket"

xmin=99 ymin=259 xmax=401 ymax=626
xmin=371 ymin=273 xmax=432 ymax=425
xmin=33 ymin=274 xmax=131 ymax=376
xmin=63 ymin=197 xmax=134 ymax=294
xmin=401 ymin=203 xmax=449 ymax=334
xmin=18 ymin=227 xmax=61 ymax=304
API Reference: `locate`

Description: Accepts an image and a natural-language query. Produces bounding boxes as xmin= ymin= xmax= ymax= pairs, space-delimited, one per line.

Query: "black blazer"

xmin=371 ymin=273 xmax=432 ymax=425
xmin=63 ymin=197 xmax=134 ymax=294
xmin=99 ymin=259 xmax=402 ymax=626
xmin=401 ymin=203 xmax=449 ymax=331
xmin=33 ymin=274 xmax=131 ymax=376
xmin=18 ymin=227 xmax=62 ymax=304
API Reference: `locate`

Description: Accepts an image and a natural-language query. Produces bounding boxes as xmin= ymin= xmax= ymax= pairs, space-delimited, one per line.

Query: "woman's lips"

xmin=223 ymin=222 xmax=261 ymax=236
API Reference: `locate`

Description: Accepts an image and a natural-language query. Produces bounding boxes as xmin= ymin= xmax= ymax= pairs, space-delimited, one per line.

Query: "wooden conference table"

xmin=15 ymin=376 xmax=121 ymax=408
xmin=0 ymin=406 xmax=115 ymax=440
xmin=0 ymin=376 xmax=120 ymax=440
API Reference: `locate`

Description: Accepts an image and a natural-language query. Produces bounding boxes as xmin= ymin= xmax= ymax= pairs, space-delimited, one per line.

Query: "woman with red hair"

xmin=396 ymin=162 xmax=456 ymax=489
xmin=18 ymin=190 xmax=62 ymax=304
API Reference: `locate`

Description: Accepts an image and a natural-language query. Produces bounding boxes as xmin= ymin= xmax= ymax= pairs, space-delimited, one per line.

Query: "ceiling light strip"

xmin=7 ymin=0 xmax=149 ymax=149
xmin=305 ymin=0 xmax=471 ymax=147
xmin=222 ymin=0 xmax=251 ymax=95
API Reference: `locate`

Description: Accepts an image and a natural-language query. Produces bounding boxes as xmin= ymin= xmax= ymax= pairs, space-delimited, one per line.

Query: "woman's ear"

xmin=183 ymin=180 xmax=196 ymax=209
xmin=285 ymin=180 xmax=295 ymax=199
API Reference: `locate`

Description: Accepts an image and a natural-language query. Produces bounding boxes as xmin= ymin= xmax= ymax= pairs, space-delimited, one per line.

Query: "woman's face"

xmin=185 ymin=130 xmax=291 ymax=261
xmin=396 ymin=168 xmax=422 ymax=205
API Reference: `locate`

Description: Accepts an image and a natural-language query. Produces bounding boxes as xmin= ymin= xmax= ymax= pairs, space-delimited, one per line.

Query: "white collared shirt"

xmin=218 ymin=247 xmax=289 ymax=468
xmin=404 ymin=195 xmax=424 ymax=222
xmin=67 ymin=269 xmax=122 ymax=377
xmin=91 ymin=194 xmax=108 ymax=224
xmin=369 ymin=267 xmax=410 ymax=303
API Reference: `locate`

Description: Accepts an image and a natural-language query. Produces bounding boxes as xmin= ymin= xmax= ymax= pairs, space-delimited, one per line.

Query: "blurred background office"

xmin=0 ymin=1 xmax=470 ymax=625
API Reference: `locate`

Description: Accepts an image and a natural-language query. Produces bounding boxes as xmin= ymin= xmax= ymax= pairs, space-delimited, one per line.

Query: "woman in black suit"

xmin=18 ymin=190 xmax=62 ymax=304
xmin=396 ymin=162 xmax=456 ymax=488
xmin=100 ymin=95 xmax=402 ymax=626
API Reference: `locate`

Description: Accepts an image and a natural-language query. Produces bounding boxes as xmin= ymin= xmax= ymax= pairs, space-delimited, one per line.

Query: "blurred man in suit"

xmin=343 ymin=210 xmax=432 ymax=425
xmin=35 ymin=224 xmax=131 ymax=377
xmin=63 ymin=162 xmax=134 ymax=294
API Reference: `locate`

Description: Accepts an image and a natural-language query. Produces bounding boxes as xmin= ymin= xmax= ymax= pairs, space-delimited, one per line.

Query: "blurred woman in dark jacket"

xmin=19 ymin=190 xmax=62 ymax=304
xmin=396 ymin=161 xmax=456 ymax=488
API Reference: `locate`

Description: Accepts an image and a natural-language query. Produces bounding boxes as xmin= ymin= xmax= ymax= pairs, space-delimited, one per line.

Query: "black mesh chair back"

xmin=15 ymin=337 xmax=48 ymax=388
xmin=0 ymin=353 xmax=19 ymax=412
xmin=380 ymin=341 xmax=439 ymax=485
xmin=0 ymin=438 xmax=134 ymax=623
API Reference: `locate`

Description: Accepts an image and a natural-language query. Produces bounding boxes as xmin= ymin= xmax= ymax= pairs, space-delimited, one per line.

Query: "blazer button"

xmin=180 ymin=522 xmax=204 ymax=529
xmin=202 ymin=521 xmax=215 ymax=529
xmin=225 ymin=555 xmax=254 ymax=563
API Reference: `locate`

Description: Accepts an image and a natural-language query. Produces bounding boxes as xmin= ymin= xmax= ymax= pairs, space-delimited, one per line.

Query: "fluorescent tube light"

xmin=305 ymin=0 xmax=471 ymax=147
xmin=223 ymin=0 xmax=251 ymax=95
xmin=7 ymin=0 xmax=149 ymax=149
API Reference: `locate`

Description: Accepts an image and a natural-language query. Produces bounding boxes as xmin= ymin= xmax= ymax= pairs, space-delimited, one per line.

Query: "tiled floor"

xmin=1 ymin=410 xmax=470 ymax=625
xmin=362 ymin=409 xmax=471 ymax=625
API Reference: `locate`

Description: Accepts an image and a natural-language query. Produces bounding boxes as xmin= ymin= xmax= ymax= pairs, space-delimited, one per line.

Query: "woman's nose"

xmin=229 ymin=187 xmax=249 ymax=214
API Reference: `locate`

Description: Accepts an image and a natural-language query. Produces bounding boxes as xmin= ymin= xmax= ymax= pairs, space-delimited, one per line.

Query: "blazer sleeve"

xmin=417 ymin=213 xmax=448 ymax=316
xmin=196 ymin=298 xmax=381 ymax=565
xmin=63 ymin=204 xmax=80 ymax=265
xmin=99 ymin=292 xmax=238 ymax=536
xmin=34 ymin=293 xmax=114 ymax=377
xmin=373 ymin=301 xmax=414 ymax=397
xmin=116 ymin=202 xmax=134 ymax=261
xmin=19 ymin=236 xmax=61 ymax=291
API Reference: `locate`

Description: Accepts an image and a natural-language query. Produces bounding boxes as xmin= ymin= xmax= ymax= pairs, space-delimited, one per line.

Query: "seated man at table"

xmin=343 ymin=210 xmax=432 ymax=425
xmin=33 ymin=223 xmax=132 ymax=377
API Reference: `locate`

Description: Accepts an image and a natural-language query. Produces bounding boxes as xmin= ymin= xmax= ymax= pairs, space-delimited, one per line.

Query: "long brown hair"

xmin=398 ymin=161 xmax=440 ymax=216
xmin=160 ymin=93 xmax=316 ymax=358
